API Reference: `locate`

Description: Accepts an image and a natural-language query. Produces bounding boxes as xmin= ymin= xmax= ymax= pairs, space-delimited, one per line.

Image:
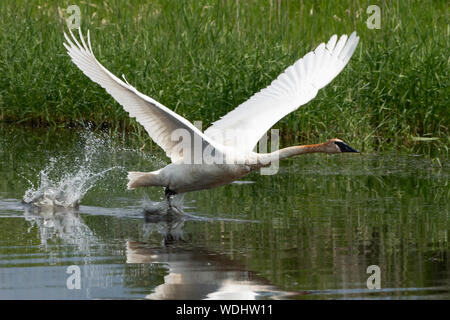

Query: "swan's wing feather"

xmin=64 ymin=28 xmax=219 ymax=162
xmin=204 ymin=32 xmax=359 ymax=152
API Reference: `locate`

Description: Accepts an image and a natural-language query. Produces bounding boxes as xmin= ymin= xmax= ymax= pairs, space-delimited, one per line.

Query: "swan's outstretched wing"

xmin=64 ymin=28 xmax=220 ymax=163
xmin=204 ymin=32 xmax=359 ymax=152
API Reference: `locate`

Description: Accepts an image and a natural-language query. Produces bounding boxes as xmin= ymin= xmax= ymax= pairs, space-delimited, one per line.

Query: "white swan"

xmin=64 ymin=29 xmax=359 ymax=199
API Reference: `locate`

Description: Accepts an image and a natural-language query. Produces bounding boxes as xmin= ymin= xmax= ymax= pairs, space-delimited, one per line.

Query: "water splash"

xmin=23 ymin=205 xmax=98 ymax=252
xmin=23 ymin=130 xmax=123 ymax=208
xmin=142 ymin=194 xmax=186 ymax=218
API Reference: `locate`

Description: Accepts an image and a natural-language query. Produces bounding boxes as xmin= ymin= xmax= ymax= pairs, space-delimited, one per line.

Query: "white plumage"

xmin=64 ymin=29 xmax=359 ymax=195
xmin=63 ymin=29 xmax=221 ymax=163
xmin=204 ymin=32 xmax=359 ymax=152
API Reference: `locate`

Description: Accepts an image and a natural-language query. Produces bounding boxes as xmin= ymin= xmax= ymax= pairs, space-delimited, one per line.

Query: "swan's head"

xmin=326 ymin=139 xmax=359 ymax=153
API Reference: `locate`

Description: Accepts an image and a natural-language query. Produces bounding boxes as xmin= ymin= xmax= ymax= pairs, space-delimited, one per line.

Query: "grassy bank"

xmin=0 ymin=0 xmax=448 ymax=156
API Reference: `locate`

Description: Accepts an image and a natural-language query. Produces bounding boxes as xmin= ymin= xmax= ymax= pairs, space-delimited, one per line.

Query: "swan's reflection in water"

xmin=128 ymin=213 xmax=303 ymax=300
xmin=20 ymin=204 xmax=303 ymax=299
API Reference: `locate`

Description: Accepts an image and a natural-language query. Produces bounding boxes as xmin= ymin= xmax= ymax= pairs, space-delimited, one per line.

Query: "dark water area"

xmin=0 ymin=127 xmax=448 ymax=299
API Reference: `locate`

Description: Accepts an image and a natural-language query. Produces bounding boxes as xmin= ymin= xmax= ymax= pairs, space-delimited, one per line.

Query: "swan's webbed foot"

xmin=164 ymin=187 xmax=177 ymax=208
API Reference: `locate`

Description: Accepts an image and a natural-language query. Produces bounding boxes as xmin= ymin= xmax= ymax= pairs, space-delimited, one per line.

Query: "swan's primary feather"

xmin=204 ymin=32 xmax=359 ymax=152
xmin=63 ymin=28 xmax=220 ymax=163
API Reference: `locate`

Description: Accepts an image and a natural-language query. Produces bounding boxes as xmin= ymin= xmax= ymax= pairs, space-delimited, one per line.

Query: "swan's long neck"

xmin=276 ymin=143 xmax=328 ymax=160
xmin=256 ymin=143 xmax=328 ymax=166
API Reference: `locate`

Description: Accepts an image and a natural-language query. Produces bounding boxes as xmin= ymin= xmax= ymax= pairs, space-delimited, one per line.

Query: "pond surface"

xmin=0 ymin=126 xmax=448 ymax=299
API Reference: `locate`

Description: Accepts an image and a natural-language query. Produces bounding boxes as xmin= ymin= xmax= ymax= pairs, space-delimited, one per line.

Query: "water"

xmin=0 ymin=126 xmax=448 ymax=299
xmin=22 ymin=131 xmax=121 ymax=208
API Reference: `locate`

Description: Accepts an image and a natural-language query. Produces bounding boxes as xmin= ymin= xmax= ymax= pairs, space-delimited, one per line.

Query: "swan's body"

xmin=64 ymin=29 xmax=359 ymax=196
xmin=130 ymin=163 xmax=250 ymax=194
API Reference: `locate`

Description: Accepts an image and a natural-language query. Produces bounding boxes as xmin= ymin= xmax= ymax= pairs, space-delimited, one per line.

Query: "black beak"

xmin=335 ymin=141 xmax=359 ymax=153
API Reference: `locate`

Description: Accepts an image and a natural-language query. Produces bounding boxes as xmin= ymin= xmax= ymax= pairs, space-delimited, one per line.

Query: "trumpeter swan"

xmin=64 ymin=29 xmax=359 ymax=199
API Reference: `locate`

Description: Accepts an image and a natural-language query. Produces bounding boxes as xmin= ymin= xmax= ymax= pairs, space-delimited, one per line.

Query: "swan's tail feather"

xmin=127 ymin=171 xmax=162 ymax=190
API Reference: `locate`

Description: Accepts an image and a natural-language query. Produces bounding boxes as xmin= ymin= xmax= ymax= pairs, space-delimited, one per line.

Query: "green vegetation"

xmin=0 ymin=0 xmax=448 ymax=156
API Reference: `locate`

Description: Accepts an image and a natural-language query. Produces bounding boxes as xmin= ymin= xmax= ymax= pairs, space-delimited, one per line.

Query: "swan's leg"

xmin=164 ymin=187 xmax=177 ymax=208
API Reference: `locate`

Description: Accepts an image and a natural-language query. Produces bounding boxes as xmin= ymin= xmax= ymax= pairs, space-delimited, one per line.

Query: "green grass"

xmin=0 ymin=0 xmax=448 ymax=156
